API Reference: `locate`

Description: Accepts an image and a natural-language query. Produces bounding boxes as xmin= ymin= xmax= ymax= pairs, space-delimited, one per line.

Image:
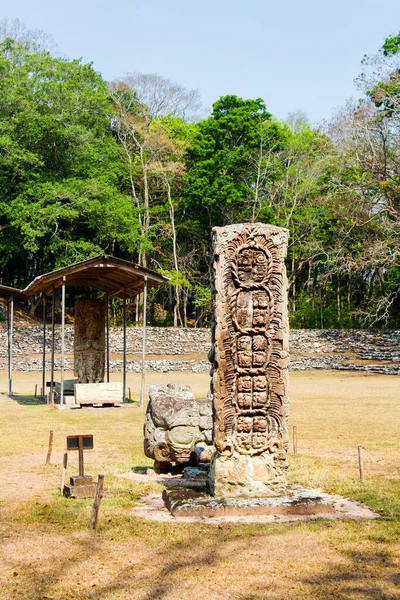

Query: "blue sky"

xmin=2 ymin=0 xmax=400 ymax=124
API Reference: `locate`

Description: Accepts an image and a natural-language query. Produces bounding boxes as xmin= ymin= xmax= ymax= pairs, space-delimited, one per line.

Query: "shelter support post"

xmin=60 ymin=277 xmax=66 ymax=409
xmin=7 ymin=296 xmax=13 ymax=396
xmin=140 ymin=277 xmax=147 ymax=408
xmin=50 ymin=291 xmax=55 ymax=406
xmin=42 ymin=294 xmax=46 ymax=401
xmin=122 ymin=288 xmax=127 ymax=402
xmin=106 ymin=296 xmax=110 ymax=383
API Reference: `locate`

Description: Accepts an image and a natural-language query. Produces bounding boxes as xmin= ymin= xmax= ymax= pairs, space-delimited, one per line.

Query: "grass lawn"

xmin=0 ymin=370 xmax=399 ymax=600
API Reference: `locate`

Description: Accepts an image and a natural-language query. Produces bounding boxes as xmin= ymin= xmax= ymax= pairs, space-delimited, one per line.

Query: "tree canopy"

xmin=0 ymin=31 xmax=399 ymax=328
xmin=0 ymin=40 xmax=140 ymax=286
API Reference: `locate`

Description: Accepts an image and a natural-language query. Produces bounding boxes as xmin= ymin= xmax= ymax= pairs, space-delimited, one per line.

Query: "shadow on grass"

xmin=131 ymin=464 xmax=185 ymax=475
xmin=3 ymin=494 xmax=400 ymax=600
xmin=127 ymin=520 xmax=400 ymax=600
xmin=11 ymin=394 xmax=47 ymax=406
xmin=297 ymin=537 xmax=400 ymax=600
xmin=132 ymin=466 xmax=150 ymax=474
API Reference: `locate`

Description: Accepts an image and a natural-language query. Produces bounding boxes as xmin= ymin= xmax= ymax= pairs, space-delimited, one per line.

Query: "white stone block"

xmin=74 ymin=382 xmax=123 ymax=404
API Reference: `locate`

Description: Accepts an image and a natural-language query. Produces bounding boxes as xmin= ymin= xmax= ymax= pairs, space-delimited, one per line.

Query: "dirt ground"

xmin=1 ymin=366 xmax=399 ymax=399
xmin=0 ymin=369 xmax=399 ymax=600
xmin=0 ymin=368 xmax=210 ymax=399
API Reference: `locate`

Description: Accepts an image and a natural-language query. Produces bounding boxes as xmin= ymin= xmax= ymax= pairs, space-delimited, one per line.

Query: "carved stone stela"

xmin=74 ymin=299 xmax=105 ymax=383
xmin=209 ymin=223 xmax=290 ymax=498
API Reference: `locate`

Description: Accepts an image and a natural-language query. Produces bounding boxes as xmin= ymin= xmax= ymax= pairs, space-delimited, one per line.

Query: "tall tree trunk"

xmin=347 ymin=272 xmax=352 ymax=312
xmin=291 ymin=251 xmax=296 ymax=313
xmin=140 ymin=147 xmax=149 ymax=268
xmin=164 ymin=173 xmax=183 ymax=327
xmin=183 ymin=287 xmax=188 ymax=327
xmin=251 ymin=133 xmax=263 ymax=223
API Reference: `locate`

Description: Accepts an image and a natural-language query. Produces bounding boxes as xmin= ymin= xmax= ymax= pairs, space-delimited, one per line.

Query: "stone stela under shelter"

xmin=74 ymin=298 xmax=106 ymax=383
xmin=1 ymin=254 xmax=168 ymax=407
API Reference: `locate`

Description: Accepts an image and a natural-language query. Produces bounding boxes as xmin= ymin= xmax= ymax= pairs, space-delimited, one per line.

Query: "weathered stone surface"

xmin=74 ymin=299 xmax=105 ymax=383
xmin=74 ymin=382 xmax=123 ymax=405
xmin=183 ymin=466 xmax=208 ymax=481
xmin=143 ymin=384 xmax=214 ymax=465
xmin=209 ymin=223 xmax=290 ymax=498
xmin=162 ymin=486 xmax=336 ymax=518
xmin=63 ymin=475 xmax=97 ymax=498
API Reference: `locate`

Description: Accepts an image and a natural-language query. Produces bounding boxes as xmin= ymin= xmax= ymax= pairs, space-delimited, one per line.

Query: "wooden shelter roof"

xmin=0 ymin=284 xmax=26 ymax=302
xmin=23 ymin=254 xmax=168 ymax=298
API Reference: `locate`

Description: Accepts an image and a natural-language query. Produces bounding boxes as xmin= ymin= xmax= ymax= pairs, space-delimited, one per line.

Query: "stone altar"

xmin=74 ymin=298 xmax=105 ymax=383
xmin=208 ymin=223 xmax=290 ymax=498
xmin=144 ymin=384 xmax=214 ymax=469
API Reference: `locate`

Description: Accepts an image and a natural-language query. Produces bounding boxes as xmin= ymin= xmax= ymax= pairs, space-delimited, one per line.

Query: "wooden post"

xmin=34 ymin=384 xmax=37 ymax=398
xmin=122 ymin=288 xmax=127 ymax=403
xmin=129 ymin=387 xmax=131 ymax=402
xmin=89 ymin=475 xmax=104 ymax=530
xmin=60 ymin=277 xmax=66 ymax=409
xmin=42 ymin=294 xmax=46 ymax=402
xmin=8 ymin=296 xmax=13 ymax=396
xmin=46 ymin=430 xmax=54 ymax=465
xmin=140 ymin=277 xmax=148 ymax=408
xmin=358 ymin=445 xmax=364 ymax=483
xmin=106 ymin=295 xmax=110 ymax=383
xmin=293 ymin=425 xmax=297 ymax=456
xmin=78 ymin=436 xmax=85 ymax=477
xmin=60 ymin=449 xmax=68 ymax=494
xmin=50 ymin=290 xmax=55 ymax=407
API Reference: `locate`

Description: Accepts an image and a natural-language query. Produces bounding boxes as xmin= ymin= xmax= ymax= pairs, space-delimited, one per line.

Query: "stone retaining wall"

xmin=0 ymin=326 xmax=399 ymax=375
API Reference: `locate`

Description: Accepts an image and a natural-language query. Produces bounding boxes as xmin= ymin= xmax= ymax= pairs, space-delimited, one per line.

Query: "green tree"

xmin=184 ymin=95 xmax=287 ymax=228
xmin=325 ymin=32 xmax=400 ymax=326
xmin=0 ymin=40 xmax=140 ymax=287
xmin=110 ymin=76 xmax=201 ymax=325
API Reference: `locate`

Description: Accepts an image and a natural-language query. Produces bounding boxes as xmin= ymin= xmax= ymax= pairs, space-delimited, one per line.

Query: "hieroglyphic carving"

xmin=209 ymin=223 xmax=289 ymax=498
xmin=74 ymin=299 xmax=105 ymax=383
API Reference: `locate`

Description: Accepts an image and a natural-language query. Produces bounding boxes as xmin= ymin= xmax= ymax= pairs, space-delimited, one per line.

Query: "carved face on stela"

xmin=231 ymin=243 xmax=274 ymax=336
xmin=235 ymin=246 xmax=270 ymax=288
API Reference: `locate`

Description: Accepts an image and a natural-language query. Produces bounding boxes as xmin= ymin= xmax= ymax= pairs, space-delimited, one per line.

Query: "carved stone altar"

xmin=144 ymin=384 xmax=214 ymax=468
xmin=74 ymin=299 xmax=105 ymax=383
xmin=208 ymin=223 xmax=290 ymax=498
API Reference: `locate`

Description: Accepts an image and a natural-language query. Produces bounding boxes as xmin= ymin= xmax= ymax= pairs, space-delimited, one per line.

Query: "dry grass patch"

xmin=0 ymin=370 xmax=399 ymax=599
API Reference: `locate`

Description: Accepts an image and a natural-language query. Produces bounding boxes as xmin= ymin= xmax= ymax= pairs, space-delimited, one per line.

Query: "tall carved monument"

xmin=74 ymin=299 xmax=105 ymax=383
xmin=209 ymin=223 xmax=290 ymax=498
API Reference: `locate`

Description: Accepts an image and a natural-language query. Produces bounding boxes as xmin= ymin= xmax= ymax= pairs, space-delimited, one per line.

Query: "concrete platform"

xmin=163 ymin=486 xmax=337 ymax=518
xmin=130 ymin=483 xmax=379 ymax=524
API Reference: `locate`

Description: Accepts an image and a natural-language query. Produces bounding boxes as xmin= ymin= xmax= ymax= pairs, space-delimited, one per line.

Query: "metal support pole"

xmin=50 ymin=290 xmax=55 ymax=406
xmin=7 ymin=296 xmax=13 ymax=396
xmin=122 ymin=288 xmax=127 ymax=402
xmin=60 ymin=277 xmax=66 ymax=409
xmin=106 ymin=296 xmax=110 ymax=383
xmin=140 ymin=277 xmax=147 ymax=408
xmin=42 ymin=295 xmax=46 ymax=402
